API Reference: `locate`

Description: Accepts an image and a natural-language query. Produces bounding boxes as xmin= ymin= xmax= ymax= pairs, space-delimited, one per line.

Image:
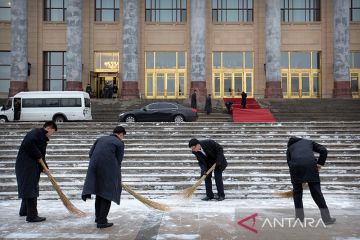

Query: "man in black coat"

xmin=189 ymin=138 xmax=228 ymax=201
xmin=15 ymin=121 xmax=58 ymax=222
xmin=241 ymin=91 xmax=247 ymax=108
xmin=204 ymin=94 xmax=212 ymax=115
xmin=191 ymin=90 xmax=197 ymax=109
xmin=82 ymin=126 xmax=126 ymax=229
xmin=287 ymin=136 xmax=336 ymax=225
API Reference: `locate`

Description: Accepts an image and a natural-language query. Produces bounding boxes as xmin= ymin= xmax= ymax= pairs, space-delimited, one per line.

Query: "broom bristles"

xmin=122 ymin=184 xmax=170 ymax=212
xmin=273 ymin=183 xmax=308 ymax=198
xmin=178 ymin=163 xmax=217 ymax=199
xmin=39 ymin=160 xmax=86 ymax=216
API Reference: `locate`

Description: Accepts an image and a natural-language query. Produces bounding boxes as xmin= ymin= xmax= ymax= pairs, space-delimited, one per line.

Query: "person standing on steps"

xmin=16 ymin=121 xmax=58 ymax=223
xmin=287 ymin=136 xmax=336 ymax=225
xmin=191 ymin=90 xmax=197 ymax=109
xmin=241 ymin=91 xmax=247 ymax=108
xmin=188 ymin=138 xmax=228 ymax=201
xmin=82 ymin=126 xmax=126 ymax=229
xmin=204 ymin=94 xmax=212 ymax=115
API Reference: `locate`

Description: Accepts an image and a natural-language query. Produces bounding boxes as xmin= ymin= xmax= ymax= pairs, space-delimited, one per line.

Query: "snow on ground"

xmin=0 ymin=196 xmax=360 ymax=240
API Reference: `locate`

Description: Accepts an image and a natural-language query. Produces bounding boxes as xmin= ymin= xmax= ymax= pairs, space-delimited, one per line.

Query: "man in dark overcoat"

xmin=287 ymin=136 xmax=336 ymax=225
xmin=191 ymin=90 xmax=197 ymax=109
xmin=188 ymin=138 xmax=228 ymax=201
xmin=82 ymin=126 xmax=126 ymax=229
xmin=15 ymin=121 xmax=57 ymax=222
xmin=241 ymin=91 xmax=247 ymax=108
xmin=204 ymin=94 xmax=212 ymax=115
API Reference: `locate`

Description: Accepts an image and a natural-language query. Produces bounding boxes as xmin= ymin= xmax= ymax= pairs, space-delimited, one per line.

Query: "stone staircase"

xmin=258 ymin=99 xmax=360 ymax=121
xmin=0 ymin=121 xmax=359 ymax=201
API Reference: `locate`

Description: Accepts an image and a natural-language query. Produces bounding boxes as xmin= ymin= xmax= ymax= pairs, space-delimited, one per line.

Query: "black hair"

xmin=188 ymin=138 xmax=200 ymax=148
xmin=113 ymin=126 xmax=126 ymax=135
xmin=43 ymin=121 xmax=57 ymax=131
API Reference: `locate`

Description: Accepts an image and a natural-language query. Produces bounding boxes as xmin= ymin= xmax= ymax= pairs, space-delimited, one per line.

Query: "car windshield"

xmin=2 ymin=98 xmax=12 ymax=110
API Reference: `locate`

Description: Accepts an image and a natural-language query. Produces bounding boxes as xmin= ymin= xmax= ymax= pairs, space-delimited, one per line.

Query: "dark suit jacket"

xmin=192 ymin=139 xmax=228 ymax=174
xmin=287 ymin=137 xmax=327 ymax=183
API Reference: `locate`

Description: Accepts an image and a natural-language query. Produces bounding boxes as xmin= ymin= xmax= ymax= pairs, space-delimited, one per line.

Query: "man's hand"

xmin=43 ymin=168 xmax=50 ymax=175
xmin=317 ymin=164 xmax=322 ymax=171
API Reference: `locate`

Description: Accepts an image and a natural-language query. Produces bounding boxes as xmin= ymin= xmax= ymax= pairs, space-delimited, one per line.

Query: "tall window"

xmin=350 ymin=51 xmax=360 ymax=98
xmin=281 ymin=0 xmax=320 ymax=22
xmin=351 ymin=0 xmax=360 ymax=22
xmin=44 ymin=0 xmax=67 ymax=21
xmin=0 ymin=51 xmax=10 ymax=93
xmin=145 ymin=0 xmax=186 ymax=22
xmin=212 ymin=51 xmax=254 ymax=98
xmin=281 ymin=51 xmax=321 ymax=98
xmin=0 ymin=0 xmax=11 ymax=21
xmin=212 ymin=0 xmax=253 ymax=22
xmin=95 ymin=0 xmax=119 ymax=22
xmin=43 ymin=52 xmax=66 ymax=91
xmin=145 ymin=51 xmax=186 ymax=99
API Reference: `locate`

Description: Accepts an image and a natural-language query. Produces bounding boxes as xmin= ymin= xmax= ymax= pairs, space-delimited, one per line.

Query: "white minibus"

xmin=0 ymin=91 xmax=92 ymax=122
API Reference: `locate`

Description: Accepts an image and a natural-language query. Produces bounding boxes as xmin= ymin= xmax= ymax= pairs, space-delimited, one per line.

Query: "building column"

xmin=9 ymin=0 xmax=28 ymax=96
xmin=264 ymin=0 xmax=282 ymax=98
xmin=65 ymin=0 xmax=83 ymax=91
xmin=190 ymin=0 xmax=207 ymax=99
xmin=121 ymin=0 xmax=139 ymax=99
xmin=333 ymin=0 xmax=352 ymax=98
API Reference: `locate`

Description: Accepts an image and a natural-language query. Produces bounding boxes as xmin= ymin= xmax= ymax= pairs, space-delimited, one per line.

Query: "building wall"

xmin=1 ymin=0 xmax=360 ymax=98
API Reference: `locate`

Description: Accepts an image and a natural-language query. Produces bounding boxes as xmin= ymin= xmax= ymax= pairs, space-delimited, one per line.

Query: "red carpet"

xmin=223 ymin=98 xmax=277 ymax=122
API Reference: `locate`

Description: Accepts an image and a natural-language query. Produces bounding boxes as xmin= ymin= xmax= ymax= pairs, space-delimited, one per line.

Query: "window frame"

xmin=0 ymin=0 xmax=11 ymax=21
xmin=0 ymin=51 xmax=11 ymax=93
xmin=95 ymin=0 xmax=120 ymax=22
xmin=351 ymin=0 xmax=360 ymax=22
xmin=212 ymin=0 xmax=254 ymax=23
xmin=43 ymin=0 xmax=67 ymax=22
xmin=281 ymin=0 xmax=321 ymax=23
xmin=43 ymin=51 xmax=67 ymax=91
xmin=145 ymin=0 xmax=187 ymax=23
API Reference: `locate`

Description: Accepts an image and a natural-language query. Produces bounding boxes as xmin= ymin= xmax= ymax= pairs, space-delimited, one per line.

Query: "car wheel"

xmin=54 ymin=115 xmax=65 ymax=123
xmin=174 ymin=115 xmax=184 ymax=123
xmin=0 ymin=116 xmax=7 ymax=123
xmin=125 ymin=115 xmax=136 ymax=123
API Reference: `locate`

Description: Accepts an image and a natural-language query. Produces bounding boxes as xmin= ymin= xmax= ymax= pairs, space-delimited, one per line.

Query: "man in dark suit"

xmin=188 ymin=138 xmax=228 ymax=201
xmin=16 ymin=121 xmax=57 ymax=222
xmin=287 ymin=136 xmax=336 ymax=225
xmin=191 ymin=90 xmax=197 ymax=109
xmin=82 ymin=126 xmax=126 ymax=228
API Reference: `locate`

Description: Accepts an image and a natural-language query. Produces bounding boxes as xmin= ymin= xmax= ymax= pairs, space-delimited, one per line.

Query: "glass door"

xmin=290 ymin=73 xmax=300 ymax=97
xmin=351 ymin=72 xmax=360 ymax=98
xmin=166 ymin=73 xmax=176 ymax=98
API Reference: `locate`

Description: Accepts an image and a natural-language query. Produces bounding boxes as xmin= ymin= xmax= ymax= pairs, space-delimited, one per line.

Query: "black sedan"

xmin=118 ymin=102 xmax=198 ymax=122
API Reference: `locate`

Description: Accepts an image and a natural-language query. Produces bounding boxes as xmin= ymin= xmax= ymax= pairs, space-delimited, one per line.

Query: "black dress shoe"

xmin=19 ymin=212 xmax=27 ymax=217
xmin=216 ymin=196 xmax=225 ymax=201
xmin=323 ymin=218 xmax=336 ymax=225
xmin=97 ymin=222 xmax=114 ymax=229
xmin=201 ymin=196 xmax=214 ymax=201
xmin=26 ymin=216 xmax=46 ymax=222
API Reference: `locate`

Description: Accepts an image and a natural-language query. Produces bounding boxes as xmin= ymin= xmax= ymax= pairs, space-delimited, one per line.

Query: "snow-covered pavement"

xmin=0 ymin=196 xmax=359 ymax=240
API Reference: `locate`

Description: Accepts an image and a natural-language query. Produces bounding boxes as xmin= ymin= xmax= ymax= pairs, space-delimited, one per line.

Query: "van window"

xmin=61 ymin=98 xmax=81 ymax=107
xmin=44 ymin=98 xmax=60 ymax=107
xmin=85 ymin=98 xmax=90 ymax=108
xmin=23 ymin=99 xmax=43 ymax=108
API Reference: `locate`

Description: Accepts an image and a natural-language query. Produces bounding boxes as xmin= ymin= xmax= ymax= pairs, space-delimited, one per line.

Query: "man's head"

xmin=113 ymin=126 xmax=126 ymax=140
xmin=188 ymin=138 xmax=201 ymax=152
xmin=43 ymin=121 xmax=57 ymax=138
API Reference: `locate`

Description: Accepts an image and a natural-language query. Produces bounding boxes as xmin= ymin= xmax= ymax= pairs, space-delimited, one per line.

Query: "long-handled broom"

xmin=178 ymin=163 xmax=217 ymax=199
xmin=121 ymin=184 xmax=170 ymax=211
xmin=39 ymin=159 xmax=86 ymax=216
